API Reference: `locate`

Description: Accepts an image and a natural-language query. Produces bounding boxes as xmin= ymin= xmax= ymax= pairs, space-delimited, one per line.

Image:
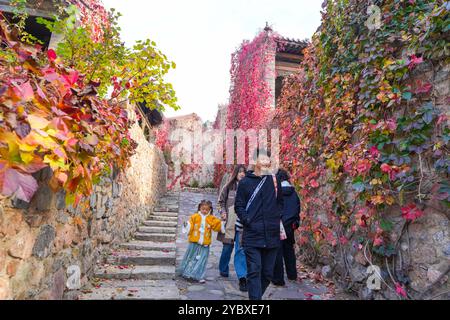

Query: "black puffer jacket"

xmin=234 ymin=172 xmax=283 ymax=249
xmin=280 ymin=183 xmax=301 ymax=230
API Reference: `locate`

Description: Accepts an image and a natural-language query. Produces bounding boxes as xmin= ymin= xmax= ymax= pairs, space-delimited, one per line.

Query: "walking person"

xmin=272 ymin=169 xmax=300 ymax=286
xmin=235 ymin=149 xmax=284 ymax=300
xmin=217 ymin=165 xmax=248 ymax=292
xmin=177 ymin=200 xmax=224 ymax=283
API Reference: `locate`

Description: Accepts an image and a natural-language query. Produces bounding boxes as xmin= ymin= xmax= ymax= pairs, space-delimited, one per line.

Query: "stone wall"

xmin=166 ymin=113 xmax=215 ymax=190
xmin=300 ymin=60 xmax=450 ymax=300
xmin=0 ymin=117 xmax=167 ymax=300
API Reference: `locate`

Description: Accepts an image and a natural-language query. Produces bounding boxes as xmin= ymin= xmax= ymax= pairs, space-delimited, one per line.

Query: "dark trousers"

xmin=273 ymin=237 xmax=297 ymax=283
xmin=243 ymin=246 xmax=279 ymax=300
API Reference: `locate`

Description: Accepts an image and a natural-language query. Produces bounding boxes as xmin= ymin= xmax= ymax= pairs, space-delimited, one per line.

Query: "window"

xmin=2 ymin=11 xmax=53 ymax=48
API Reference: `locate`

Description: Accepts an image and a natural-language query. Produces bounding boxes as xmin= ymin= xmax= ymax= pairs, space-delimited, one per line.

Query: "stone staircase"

xmin=78 ymin=192 xmax=181 ymax=300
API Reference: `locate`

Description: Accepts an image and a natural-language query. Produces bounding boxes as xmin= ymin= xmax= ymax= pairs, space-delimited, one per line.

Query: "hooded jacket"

xmin=234 ymin=172 xmax=284 ymax=248
xmin=280 ymin=181 xmax=301 ymax=229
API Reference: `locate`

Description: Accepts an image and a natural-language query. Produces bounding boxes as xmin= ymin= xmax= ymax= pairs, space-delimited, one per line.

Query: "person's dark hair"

xmin=276 ymin=169 xmax=290 ymax=182
xmin=225 ymin=165 xmax=246 ymax=190
xmin=198 ymin=200 xmax=213 ymax=214
xmin=252 ymin=148 xmax=271 ymax=161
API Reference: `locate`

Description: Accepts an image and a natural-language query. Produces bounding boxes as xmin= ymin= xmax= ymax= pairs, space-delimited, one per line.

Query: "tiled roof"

xmin=275 ymin=36 xmax=308 ymax=54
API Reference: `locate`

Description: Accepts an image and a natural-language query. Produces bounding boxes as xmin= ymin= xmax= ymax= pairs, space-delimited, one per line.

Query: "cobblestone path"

xmin=175 ymin=191 xmax=331 ymax=300
xmin=77 ymin=190 xmax=333 ymax=300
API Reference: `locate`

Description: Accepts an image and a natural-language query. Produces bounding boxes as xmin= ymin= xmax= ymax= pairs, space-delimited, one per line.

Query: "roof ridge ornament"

xmin=264 ymin=22 xmax=272 ymax=32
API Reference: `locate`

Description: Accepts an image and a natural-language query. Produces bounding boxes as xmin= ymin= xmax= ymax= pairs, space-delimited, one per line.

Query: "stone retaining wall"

xmin=0 ymin=119 xmax=167 ymax=300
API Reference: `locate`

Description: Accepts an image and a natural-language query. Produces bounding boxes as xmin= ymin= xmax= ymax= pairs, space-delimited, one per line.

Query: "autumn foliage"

xmin=0 ymin=18 xmax=136 ymax=206
xmin=275 ymin=0 xmax=449 ymax=256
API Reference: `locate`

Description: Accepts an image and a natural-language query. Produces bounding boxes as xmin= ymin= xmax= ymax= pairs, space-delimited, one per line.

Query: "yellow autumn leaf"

xmin=18 ymin=141 xmax=36 ymax=152
xmin=7 ymin=138 xmax=19 ymax=158
xmin=20 ymin=151 xmax=34 ymax=164
xmin=433 ymin=142 xmax=442 ymax=151
xmin=326 ymin=158 xmax=340 ymax=171
xmin=370 ymin=195 xmax=384 ymax=205
xmin=383 ymin=59 xmax=394 ymax=68
xmin=17 ymin=105 xmax=25 ymax=115
xmin=370 ymin=178 xmax=382 ymax=185
xmin=385 ymin=196 xmax=395 ymax=205
xmin=46 ymin=128 xmax=57 ymax=137
xmin=27 ymin=114 xmax=50 ymax=130
xmin=72 ymin=216 xmax=83 ymax=227
xmin=23 ymin=131 xmax=59 ymax=150
xmin=43 ymin=155 xmax=68 ymax=171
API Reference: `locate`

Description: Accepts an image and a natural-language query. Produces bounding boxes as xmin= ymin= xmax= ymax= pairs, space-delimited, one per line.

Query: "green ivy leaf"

xmin=380 ymin=219 xmax=393 ymax=232
xmin=402 ymin=92 xmax=412 ymax=100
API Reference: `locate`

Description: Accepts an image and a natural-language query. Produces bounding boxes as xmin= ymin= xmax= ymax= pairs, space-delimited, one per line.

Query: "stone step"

xmin=160 ymin=193 xmax=180 ymax=199
xmin=158 ymin=199 xmax=179 ymax=204
xmin=154 ymin=207 xmax=178 ymax=213
xmin=78 ymin=280 xmax=180 ymax=300
xmin=134 ymin=232 xmax=176 ymax=242
xmin=151 ymin=211 xmax=178 ymax=217
xmin=147 ymin=215 xmax=178 ymax=222
xmin=157 ymin=204 xmax=178 ymax=209
xmin=94 ymin=265 xmax=175 ymax=280
xmin=138 ymin=226 xmax=177 ymax=234
xmin=119 ymin=240 xmax=176 ymax=252
xmin=160 ymin=193 xmax=180 ymax=200
xmin=158 ymin=200 xmax=179 ymax=204
xmin=142 ymin=220 xmax=177 ymax=227
xmin=107 ymin=250 xmax=175 ymax=266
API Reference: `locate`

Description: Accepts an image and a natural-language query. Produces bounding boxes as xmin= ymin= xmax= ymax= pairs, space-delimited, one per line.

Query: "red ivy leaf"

xmin=14 ymin=81 xmax=34 ymax=102
xmin=47 ymin=49 xmax=57 ymax=62
xmin=408 ymin=55 xmax=423 ymax=70
xmin=414 ymin=80 xmax=432 ymax=94
xmin=401 ymin=203 xmax=424 ymax=222
xmin=395 ymin=282 xmax=407 ymax=298
xmin=0 ymin=164 xmax=38 ymax=202
xmin=310 ymin=179 xmax=319 ymax=188
xmin=63 ymin=70 xmax=79 ymax=86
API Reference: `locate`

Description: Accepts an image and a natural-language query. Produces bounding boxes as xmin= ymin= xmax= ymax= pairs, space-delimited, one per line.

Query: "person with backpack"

xmin=234 ymin=149 xmax=284 ymax=300
xmin=272 ymin=169 xmax=301 ymax=286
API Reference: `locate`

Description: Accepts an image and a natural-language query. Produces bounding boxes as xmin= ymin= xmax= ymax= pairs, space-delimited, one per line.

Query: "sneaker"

xmin=272 ymin=281 xmax=286 ymax=287
xmin=238 ymin=278 xmax=248 ymax=292
xmin=220 ymin=273 xmax=229 ymax=278
xmin=199 ymin=279 xmax=206 ymax=284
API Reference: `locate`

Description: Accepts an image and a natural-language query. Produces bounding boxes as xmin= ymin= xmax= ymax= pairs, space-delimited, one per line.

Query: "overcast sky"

xmin=102 ymin=0 xmax=323 ymax=121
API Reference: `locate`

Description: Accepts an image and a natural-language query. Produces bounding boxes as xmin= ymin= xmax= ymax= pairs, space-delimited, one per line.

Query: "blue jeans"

xmin=218 ymin=231 xmax=247 ymax=279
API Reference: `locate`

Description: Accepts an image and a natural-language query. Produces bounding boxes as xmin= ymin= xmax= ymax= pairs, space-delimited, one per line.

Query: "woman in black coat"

xmin=272 ymin=169 xmax=300 ymax=286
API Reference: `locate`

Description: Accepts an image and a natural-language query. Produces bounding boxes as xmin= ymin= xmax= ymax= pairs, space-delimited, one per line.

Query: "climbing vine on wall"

xmin=213 ymin=28 xmax=277 ymax=184
xmin=0 ymin=1 xmax=179 ymax=206
xmin=227 ymin=29 xmax=277 ymax=131
xmin=0 ymin=18 xmax=136 ymax=205
xmin=276 ymin=0 xmax=449 ymax=281
xmin=70 ymin=0 xmax=109 ymax=43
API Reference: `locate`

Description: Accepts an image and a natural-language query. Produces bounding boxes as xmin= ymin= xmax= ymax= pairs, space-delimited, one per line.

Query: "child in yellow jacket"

xmin=176 ymin=200 xmax=224 ymax=283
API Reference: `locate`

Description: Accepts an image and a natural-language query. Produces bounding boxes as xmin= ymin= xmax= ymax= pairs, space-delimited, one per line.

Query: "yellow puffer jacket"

xmin=186 ymin=213 xmax=223 ymax=246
